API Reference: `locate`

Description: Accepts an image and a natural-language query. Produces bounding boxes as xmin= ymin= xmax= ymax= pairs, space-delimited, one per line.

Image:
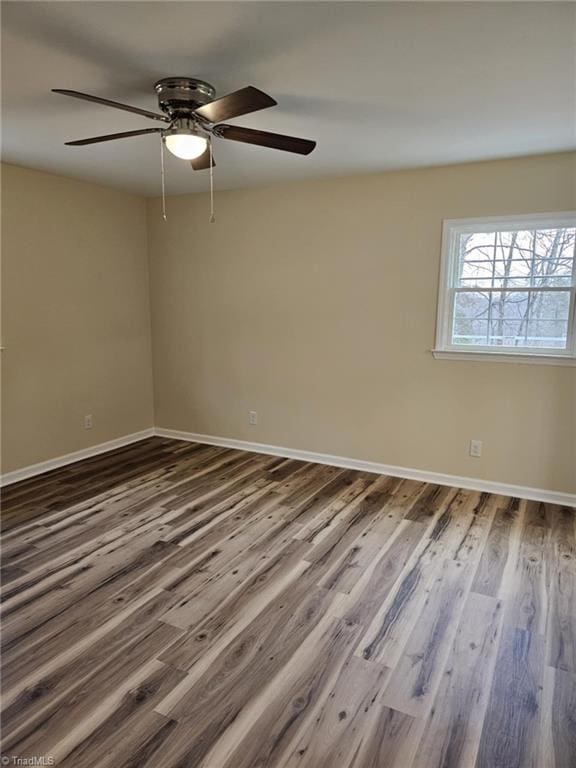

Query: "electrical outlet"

xmin=248 ymin=410 xmax=258 ymax=426
xmin=469 ymin=439 xmax=482 ymax=458
xmin=84 ymin=414 xmax=93 ymax=430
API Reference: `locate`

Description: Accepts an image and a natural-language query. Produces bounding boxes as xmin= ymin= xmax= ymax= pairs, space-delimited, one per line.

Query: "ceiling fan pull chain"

xmin=209 ymin=137 xmax=216 ymax=224
xmin=160 ymin=134 xmax=167 ymax=221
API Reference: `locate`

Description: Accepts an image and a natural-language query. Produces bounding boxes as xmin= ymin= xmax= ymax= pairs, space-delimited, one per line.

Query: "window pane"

xmin=451 ymin=288 xmax=572 ymax=349
xmin=525 ymin=291 xmax=571 ymax=348
xmin=452 ymin=292 xmax=489 ymax=345
xmin=457 ymin=227 xmax=576 ymax=290
xmin=488 ymin=291 xmax=530 ymax=346
xmin=453 ymin=318 xmax=488 ymax=345
xmin=524 ymin=321 xmax=568 ymax=348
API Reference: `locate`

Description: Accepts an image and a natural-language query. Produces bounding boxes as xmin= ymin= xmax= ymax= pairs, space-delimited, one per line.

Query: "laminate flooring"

xmin=1 ymin=437 xmax=575 ymax=767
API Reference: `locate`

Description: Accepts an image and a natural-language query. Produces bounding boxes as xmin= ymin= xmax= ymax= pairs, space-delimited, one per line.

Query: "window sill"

xmin=431 ymin=349 xmax=576 ymax=366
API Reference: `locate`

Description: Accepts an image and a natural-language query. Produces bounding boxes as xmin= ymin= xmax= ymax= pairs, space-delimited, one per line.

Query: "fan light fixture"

xmin=163 ymin=130 xmax=207 ymax=160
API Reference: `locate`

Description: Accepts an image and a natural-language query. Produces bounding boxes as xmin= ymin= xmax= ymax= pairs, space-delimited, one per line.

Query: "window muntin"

xmin=436 ymin=215 xmax=576 ymax=358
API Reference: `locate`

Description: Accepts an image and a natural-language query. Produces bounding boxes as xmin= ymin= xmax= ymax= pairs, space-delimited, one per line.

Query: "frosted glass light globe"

xmin=164 ymin=133 xmax=207 ymax=160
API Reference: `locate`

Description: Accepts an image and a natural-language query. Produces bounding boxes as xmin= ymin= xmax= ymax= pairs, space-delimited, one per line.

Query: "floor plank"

xmin=475 ymin=626 xmax=545 ymax=768
xmin=411 ymin=592 xmax=504 ymax=768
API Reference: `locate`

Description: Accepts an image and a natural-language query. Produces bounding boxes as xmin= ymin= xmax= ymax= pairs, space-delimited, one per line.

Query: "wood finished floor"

xmin=1 ymin=436 xmax=575 ymax=768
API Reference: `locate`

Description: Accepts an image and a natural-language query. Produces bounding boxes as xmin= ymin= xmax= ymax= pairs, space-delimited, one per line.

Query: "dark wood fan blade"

xmin=65 ymin=128 xmax=162 ymax=146
xmin=190 ymin=147 xmax=215 ymax=170
xmin=195 ymin=86 xmax=276 ymax=123
xmin=214 ymin=124 xmax=316 ymax=155
xmin=52 ymin=89 xmax=169 ymax=122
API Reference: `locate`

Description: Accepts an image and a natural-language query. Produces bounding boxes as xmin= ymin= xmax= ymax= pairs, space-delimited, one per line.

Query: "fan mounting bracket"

xmin=154 ymin=77 xmax=216 ymax=118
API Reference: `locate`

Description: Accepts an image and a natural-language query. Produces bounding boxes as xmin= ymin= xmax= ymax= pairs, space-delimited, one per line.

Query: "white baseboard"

xmin=155 ymin=427 xmax=576 ymax=507
xmin=0 ymin=429 xmax=155 ymax=487
xmin=3 ymin=425 xmax=574 ymax=507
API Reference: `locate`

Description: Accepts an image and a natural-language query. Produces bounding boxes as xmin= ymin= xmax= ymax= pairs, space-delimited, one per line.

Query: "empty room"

xmin=1 ymin=1 xmax=575 ymax=766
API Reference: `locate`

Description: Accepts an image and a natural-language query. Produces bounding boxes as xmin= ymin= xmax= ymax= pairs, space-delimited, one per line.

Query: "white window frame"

xmin=432 ymin=212 xmax=576 ymax=366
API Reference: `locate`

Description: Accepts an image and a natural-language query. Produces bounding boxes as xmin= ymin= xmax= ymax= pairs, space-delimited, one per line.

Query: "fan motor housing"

xmin=154 ymin=77 xmax=216 ymax=118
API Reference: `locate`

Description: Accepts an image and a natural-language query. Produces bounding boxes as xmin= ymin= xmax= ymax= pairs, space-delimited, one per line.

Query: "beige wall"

xmin=147 ymin=152 xmax=575 ymax=495
xmin=2 ymin=155 xmax=574 ymax=493
xmin=1 ymin=164 xmax=154 ymax=473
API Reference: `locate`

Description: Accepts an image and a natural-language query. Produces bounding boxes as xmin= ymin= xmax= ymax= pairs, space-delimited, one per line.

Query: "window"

xmin=433 ymin=213 xmax=576 ymax=364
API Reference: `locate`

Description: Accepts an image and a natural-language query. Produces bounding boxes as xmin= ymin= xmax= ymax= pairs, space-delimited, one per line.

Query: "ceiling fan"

xmin=52 ymin=77 xmax=316 ymax=169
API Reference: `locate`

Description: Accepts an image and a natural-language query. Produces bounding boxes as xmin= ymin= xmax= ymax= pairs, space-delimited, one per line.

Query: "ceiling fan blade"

xmin=195 ymin=86 xmax=276 ymax=123
xmin=65 ymin=128 xmax=163 ymax=146
xmin=190 ymin=147 xmax=215 ymax=170
xmin=52 ymin=89 xmax=169 ymax=122
xmin=214 ymin=125 xmax=316 ymax=155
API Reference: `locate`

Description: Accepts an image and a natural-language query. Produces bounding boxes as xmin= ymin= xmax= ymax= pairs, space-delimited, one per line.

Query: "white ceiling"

xmin=2 ymin=1 xmax=575 ymax=196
